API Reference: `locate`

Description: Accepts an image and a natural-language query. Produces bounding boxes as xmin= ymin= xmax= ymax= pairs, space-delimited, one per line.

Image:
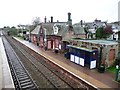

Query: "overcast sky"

xmin=0 ymin=0 xmax=119 ymax=27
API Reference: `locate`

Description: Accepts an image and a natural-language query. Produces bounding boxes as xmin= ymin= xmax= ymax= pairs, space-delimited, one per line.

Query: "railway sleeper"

xmin=15 ymin=69 xmax=26 ymax=73
xmin=18 ymin=76 xmax=29 ymax=81
xmin=16 ymin=71 xmax=27 ymax=75
xmin=17 ymin=74 xmax=28 ymax=78
xmin=19 ymin=79 xmax=31 ymax=84
xmin=21 ymin=84 xmax=35 ymax=89
xmin=20 ymin=81 xmax=33 ymax=87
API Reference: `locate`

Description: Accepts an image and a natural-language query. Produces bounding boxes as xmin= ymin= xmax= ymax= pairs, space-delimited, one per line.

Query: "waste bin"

xmin=29 ymin=40 xmax=31 ymax=42
xmin=64 ymin=52 xmax=70 ymax=59
xmin=55 ymin=48 xmax=59 ymax=53
xmin=45 ymin=47 xmax=47 ymax=51
xmin=37 ymin=43 xmax=39 ymax=46
xmin=98 ymin=65 xmax=105 ymax=73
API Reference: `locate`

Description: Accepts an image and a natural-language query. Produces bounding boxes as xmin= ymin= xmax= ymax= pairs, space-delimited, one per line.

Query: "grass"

xmin=106 ymin=66 xmax=116 ymax=74
xmin=15 ymin=36 xmax=24 ymax=40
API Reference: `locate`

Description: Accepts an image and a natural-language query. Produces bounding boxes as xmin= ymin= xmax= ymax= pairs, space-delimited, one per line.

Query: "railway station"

xmin=0 ymin=28 xmax=120 ymax=89
xmin=0 ymin=29 xmax=120 ymax=89
xmin=0 ymin=8 xmax=120 ymax=89
xmin=1 ymin=0 xmax=120 ymax=89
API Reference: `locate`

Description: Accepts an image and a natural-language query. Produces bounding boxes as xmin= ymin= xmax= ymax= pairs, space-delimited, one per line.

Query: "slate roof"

xmin=31 ymin=25 xmax=47 ymax=35
xmin=42 ymin=23 xmax=53 ymax=35
xmin=31 ymin=25 xmax=41 ymax=35
xmin=42 ymin=22 xmax=68 ymax=36
xmin=73 ymin=25 xmax=85 ymax=35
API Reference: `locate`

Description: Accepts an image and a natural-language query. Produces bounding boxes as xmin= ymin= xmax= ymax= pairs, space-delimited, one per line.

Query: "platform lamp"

xmin=115 ymin=65 xmax=119 ymax=81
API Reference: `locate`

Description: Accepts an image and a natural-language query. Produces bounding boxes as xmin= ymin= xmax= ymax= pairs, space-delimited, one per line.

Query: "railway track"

xmin=5 ymin=35 xmax=97 ymax=89
xmin=2 ymin=36 xmax=38 ymax=90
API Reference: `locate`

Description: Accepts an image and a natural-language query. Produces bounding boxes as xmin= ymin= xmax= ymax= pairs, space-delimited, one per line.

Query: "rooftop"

xmin=67 ymin=45 xmax=96 ymax=52
xmin=73 ymin=39 xmax=118 ymax=45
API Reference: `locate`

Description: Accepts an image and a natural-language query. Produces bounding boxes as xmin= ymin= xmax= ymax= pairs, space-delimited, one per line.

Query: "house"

xmin=73 ymin=25 xmax=86 ymax=39
xmin=68 ymin=39 xmax=118 ymax=67
xmin=107 ymin=28 xmax=118 ymax=41
xmin=73 ymin=19 xmax=107 ymax=39
xmin=107 ymin=21 xmax=120 ymax=41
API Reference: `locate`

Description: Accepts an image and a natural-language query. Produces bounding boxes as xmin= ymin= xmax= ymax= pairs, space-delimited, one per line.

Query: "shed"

xmin=69 ymin=39 xmax=118 ymax=67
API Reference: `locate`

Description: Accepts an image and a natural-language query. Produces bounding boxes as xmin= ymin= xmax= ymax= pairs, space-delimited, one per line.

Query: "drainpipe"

xmin=44 ymin=29 xmax=47 ymax=50
xmin=98 ymin=45 xmax=106 ymax=73
xmin=99 ymin=45 xmax=103 ymax=67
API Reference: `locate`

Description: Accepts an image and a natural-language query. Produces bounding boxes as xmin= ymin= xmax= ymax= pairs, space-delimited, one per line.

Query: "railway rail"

xmin=4 ymin=35 xmax=97 ymax=89
xmin=2 ymin=36 xmax=38 ymax=90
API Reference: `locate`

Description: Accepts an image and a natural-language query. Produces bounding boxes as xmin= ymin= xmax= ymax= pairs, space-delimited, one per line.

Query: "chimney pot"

xmin=68 ymin=12 xmax=71 ymax=21
xmin=51 ymin=16 xmax=53 ymax=23
xmin=44 ymin=16 xmax=47 ymax=23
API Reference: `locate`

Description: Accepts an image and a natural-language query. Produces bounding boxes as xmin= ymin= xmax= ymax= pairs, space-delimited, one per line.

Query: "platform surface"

xmin=0 ymin=36 xmax=15 ymax=89
xmin=14 ymin=37 xmax=120 ymax=89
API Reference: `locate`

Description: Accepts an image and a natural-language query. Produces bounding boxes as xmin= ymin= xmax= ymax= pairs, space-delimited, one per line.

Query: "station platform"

xmin=14 ymin=37 xmax=120 ymax=89
xmin=0 ymin=36 xmax=15 ymax=89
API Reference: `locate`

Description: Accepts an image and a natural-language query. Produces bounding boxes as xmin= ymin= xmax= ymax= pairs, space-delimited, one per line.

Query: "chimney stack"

xmin=44 ymin=16 xmax=47 ymax=23
xmin=80 ymin=20 xmax=83 ymax=27
xmin=68 ymin=12 xmax=71 ymax=21
xmin=51 ymin=16 xmax=53 ymax=23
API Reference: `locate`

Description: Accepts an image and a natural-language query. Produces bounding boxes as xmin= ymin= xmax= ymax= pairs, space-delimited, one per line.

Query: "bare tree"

xmin=32 ymin=17 xmax=41 ymax=25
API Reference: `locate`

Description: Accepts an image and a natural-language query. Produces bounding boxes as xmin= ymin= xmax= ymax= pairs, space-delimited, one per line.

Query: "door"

xmin=48 ymin=41 xmax=51 ymax=49
xmin=108 ymin=49 xmax=115 ymax=65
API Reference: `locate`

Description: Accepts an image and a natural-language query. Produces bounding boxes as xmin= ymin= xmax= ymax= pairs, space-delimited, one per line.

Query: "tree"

xmin=32 ymin=17 xmax=41 ymax=25
xmin=95 ymin=25 xmax=113 ymax=39
xmin=8 ymin=26 xmax=18 ymax=36
xmin=102 ymin=25 xmax=113 ymax=38
xmin=95 ymin=27 xmax=103 ymax=39
xmin=3 ymin=26 xmax=6 ymax=28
